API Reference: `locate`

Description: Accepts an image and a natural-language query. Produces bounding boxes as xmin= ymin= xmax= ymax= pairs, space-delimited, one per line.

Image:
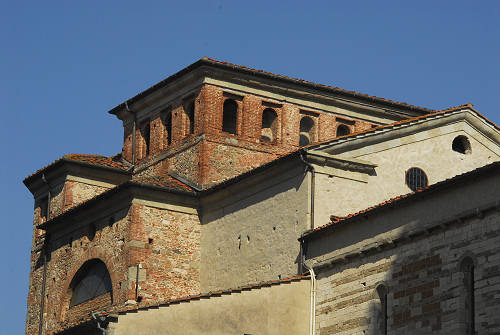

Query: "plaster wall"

xmin=314 ymin=122 xmax=500 ymax=223
xmin=108 ymin=278 xmax=311 ymax=335
xmin=307 ymin=169 xmax=500 ymax=334
xmin=200 ymin=161 xmax=310 ymax=292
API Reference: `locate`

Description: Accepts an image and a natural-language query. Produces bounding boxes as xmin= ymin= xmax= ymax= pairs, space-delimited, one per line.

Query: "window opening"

xmin=460 ymin=257 xmax=475 ymax=334
xmin=376 ymin=284 xmax=388 ymax=335
xmin=39 ymin=196 xmax=48 ymax=223
xmin=141 ymin=121 xmax=150 ymax=156
xmin=186 ymin=101 xmax=195 ymax=134
xmin=164 ymin=112 xmax=172 ymax=146
xmin=70 ymin=260 xmax=112 ymax=307
xmin=222 ymin=99 xmax=238 ymax=134
xmin=299 ymin=116 xmax=315 ymax=146
xmin=336 ymin=124 xmax=351 ymax=137
xmin=405 ymin=167 xmax=428 ymax=192
xmin=261 ymin=108 xmax=278 ymax=141
xmin=452 ymin=135 xmax=471 ymax=154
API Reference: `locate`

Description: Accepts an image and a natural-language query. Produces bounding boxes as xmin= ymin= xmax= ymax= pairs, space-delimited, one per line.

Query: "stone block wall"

xmin=314 ymin=211 xmax=500 ymax=334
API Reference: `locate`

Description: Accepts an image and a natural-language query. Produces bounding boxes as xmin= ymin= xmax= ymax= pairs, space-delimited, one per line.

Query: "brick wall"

xmin=120 ymin=83 xmax=376 ymax=188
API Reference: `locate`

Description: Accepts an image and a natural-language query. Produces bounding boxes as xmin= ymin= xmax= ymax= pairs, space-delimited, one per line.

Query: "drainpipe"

xmin=125 ymin=102 xmax=136 ymax=167
xmin=303 ymin=261 xmax=317 ymax=335
xmin=91 ymin=313 xmax=107 ymax=335
xmin=299 ymin=151 xmax=315 ymax=229
xmin=38 ymin=174 xmax=51 ymax=335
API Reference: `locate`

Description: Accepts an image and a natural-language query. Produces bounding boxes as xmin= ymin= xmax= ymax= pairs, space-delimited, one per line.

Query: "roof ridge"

xmin=306 ymin=103 xmax=493 ymax=150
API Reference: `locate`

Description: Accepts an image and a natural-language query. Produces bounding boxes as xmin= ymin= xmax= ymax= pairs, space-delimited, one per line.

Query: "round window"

xmin=405 ymin=167 xmax=428 ymax=192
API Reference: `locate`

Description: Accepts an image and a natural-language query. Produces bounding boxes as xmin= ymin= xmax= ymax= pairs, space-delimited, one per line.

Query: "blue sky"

xmin=1 ymin=1 xmax=499 ymax=332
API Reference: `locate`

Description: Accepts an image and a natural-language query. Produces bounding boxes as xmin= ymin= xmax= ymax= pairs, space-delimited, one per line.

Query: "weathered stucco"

xmin=306 ymin=165 xmax=500 ymax=334
xmin=314 ymin=121 xmax=500 ymax=225
xmin=107 ymin=278 xmax=311 ymax=335
xmin=200 ymin=159 xmax=310 ymax=291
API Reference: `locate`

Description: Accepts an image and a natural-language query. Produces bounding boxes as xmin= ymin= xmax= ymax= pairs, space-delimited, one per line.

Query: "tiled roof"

xmin=108 ymin=57 xmax=433 ymax=115
xmin=24 ymin=153 xmax=129 ymax=184
xmin=306 ymin=103 xmax=497 ymax=150
xmin=133 ymin=175 xmax=195 ymax=194
xmin=48 ymin=275 xmax=310 ymax=334
xmin=302 ymin=160 xmax=500 ymax=239
xmin=117 ymin=274 xmax=309 ymax=314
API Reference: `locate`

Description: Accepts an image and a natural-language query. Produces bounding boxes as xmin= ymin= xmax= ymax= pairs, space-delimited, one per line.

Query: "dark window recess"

xmin=405 ymin=167 xmax=428 ymax=191
xmin=39 ymin=197 xmax=48 ymax=222
xmin=222 ymin=99 xmax=238 ymax=134
xmin=141 ymin=122 xmax=151 ymax=156
xmin=452 ymin=135 xmax=472 ymax=154
xmin=70 ymin=260 xmax=112 ymax=307
xmin=186 ymin=101 xmax=195 ymax=134
xmin=88 ymin=224 xmax=97 ymax=241
xmin=376 ymin=285 xmax=388 ymax=335
xmin=261 ymin=108 xmax=278 ymax=141
xmin=299 ymin=116 xmax=315 ymax=146
xmin=461 ymin=257 xmax=475 ymax=335
xmin=164 ymin=112 xmax=173 ymax=146
xmin=336 ymin=124 xmax=351 ymax=137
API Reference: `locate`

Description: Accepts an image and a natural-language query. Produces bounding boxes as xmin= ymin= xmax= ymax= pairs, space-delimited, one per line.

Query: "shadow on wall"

xmin=310 ymin=206 xmax=499 ymax=335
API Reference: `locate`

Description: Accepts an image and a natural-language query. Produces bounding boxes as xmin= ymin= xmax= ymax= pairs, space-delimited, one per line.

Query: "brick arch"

xmin=58 ymin=247 xmax=121 ymax=323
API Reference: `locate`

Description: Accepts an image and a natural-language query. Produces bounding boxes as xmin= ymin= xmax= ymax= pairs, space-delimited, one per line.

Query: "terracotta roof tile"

xmin=49 ymin=274 xmax=310 ymax=334
xmin=133 ymin=175 xmax=195 ymax=194
xmin=204 ymin=57 xmax=433 ymax=113
xmin=109 ymin=57 xmax=433 ymax=115
xmin=306 ymin=103 xmax=499 ymax=150
xmin=303 ymin=160 xmax=500 ymax=238
xmin=24 ymin=153 xmax=129 ymax=184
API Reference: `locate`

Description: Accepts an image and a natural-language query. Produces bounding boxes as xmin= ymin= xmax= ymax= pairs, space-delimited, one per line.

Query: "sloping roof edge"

xmin=108 ymin=57 xmax=432 ymax=116
xmin=301 ymin=160 xmax=500 ymax=240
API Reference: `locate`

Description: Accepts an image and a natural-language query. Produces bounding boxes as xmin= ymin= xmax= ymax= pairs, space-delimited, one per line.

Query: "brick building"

xmin=24 ymin=58 xmax=500 ymax=334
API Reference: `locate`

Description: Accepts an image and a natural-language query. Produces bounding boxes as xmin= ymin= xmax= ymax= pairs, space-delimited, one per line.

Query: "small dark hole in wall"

xmin=273 ymin=226 xmax=276 ymax=231
xmin=148 ymin=238 xmax=153 ymax=244
xmin=247 ymin=235 xmax=250 ymax=242
xmin=452 ymin=135 xmax=472 ymax=154
xmin=137 ymin=296 xmax=143 ymax=303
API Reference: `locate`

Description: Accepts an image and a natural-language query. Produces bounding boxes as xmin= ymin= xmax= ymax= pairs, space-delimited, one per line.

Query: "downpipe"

xmin=299 ymin=151 xmax=315 ymax=229
xmin=303 ymin=262 xmax=317 ymax=335
xmin=92 ymin=313 xmax=107 ymax=335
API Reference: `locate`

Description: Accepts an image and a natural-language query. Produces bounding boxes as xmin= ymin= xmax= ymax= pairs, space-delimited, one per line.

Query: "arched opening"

xmin=452 ymin=135 xmax=471 ymax=154
xmin=186 ymin=101 xmax=195 ymax=135
xmin=222 ymin=99 xmax=238 ymax=134
xmin=299 ymin=116 xmax=315 ymax=146
xmin=163 ymin=112 xmax=172 ymax=146
xmin=376 ymin=284 xmax=388 ymax=335
xmin=140 ymin=121 xmax=151 ymax=156
xmin=261 ymin=108 xmax=278 ymax=141
xmin=70 ymin=259 xmax=113 ymax=307
xmin=460 ymin=257 xmax=475 ymax=334
xmin=336 ymin=124 xmax=351 ymax=137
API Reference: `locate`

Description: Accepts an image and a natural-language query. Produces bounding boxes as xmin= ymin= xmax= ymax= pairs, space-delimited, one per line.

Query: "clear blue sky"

xmin=1 ymin=1 xmax=499 ymax=332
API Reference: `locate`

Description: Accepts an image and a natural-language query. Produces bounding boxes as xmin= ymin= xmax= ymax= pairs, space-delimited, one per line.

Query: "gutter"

xmin=299 ymin=151 xmax=315 ymax=229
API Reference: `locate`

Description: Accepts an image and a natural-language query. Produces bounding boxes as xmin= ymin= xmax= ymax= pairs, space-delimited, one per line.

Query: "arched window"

xmin=70 ymin=259 xmax=113 ymax=307
xmin=186 ymin=101 xmax=195 ymax=135
xmin=376 ymin=284 xmax=388 ymax=335
xmin=460 ymin=257 xmax=475 ymax=334
xmin=222 ymin=99 xmax=238 ymax=134
xmin=261 ymin=108 xmax=278 ymax=141
xmin=163 ymin=111 xmax=172 ymax=146
xmin=140 ymin=121 xmax=151 ymax=156
xmin=299 ymin=116 xmax=315 ymax=146
xmin=336 ymin=124 xmax=351 ymax=137
xmin=452 ymin=135 xmax=472 ymax=154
